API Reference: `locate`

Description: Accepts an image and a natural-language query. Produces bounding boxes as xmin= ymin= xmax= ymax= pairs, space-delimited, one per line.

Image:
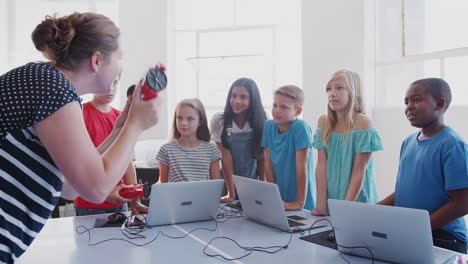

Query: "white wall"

xmin=0 ymin=0 xmax=170 ymax=140
xmin=302 ymin=0 xmax=468 ymax=201
xmin=118 ymin=0 xmax=170 ymax=141
xmin=372 ymin=107 xmax=418 ymax=197
xmin=301 ymin=0 xmax=370 ymax=128
xmin=300 ymin=0 xmax=388 ymax=200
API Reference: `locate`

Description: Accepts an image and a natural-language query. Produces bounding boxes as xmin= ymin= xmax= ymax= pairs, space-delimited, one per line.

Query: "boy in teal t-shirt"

xmin=261 ymin=85 xmax=315 ymax=210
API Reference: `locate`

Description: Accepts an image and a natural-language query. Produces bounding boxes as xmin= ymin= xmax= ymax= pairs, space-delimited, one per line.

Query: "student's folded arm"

xmin=210 ymin=160 xmax=221 ymax=180
xmin=158 ymin=162 xmax=169 ymax=183
xmin=264 ymin=148 xmax=276 ymax=183
xmin=345 ymin=152 xmax=372 ymax=201
xmin=34 ymin=102 xmax=143 ymax=204
xmin=377 ymin=192 xmax=395 ymax=206
xmin=312 ymin=148 xmax=329 ymax=215
xmin=216 ymin=142 xmax=235 ymax=201
xmin=429 ymin=188 xmax=468 ymax=230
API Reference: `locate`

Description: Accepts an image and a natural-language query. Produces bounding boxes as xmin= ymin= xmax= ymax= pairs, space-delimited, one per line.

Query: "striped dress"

xmin=156 ymin=140 xmax=221 ymax=182
xmin=0 ymin=63 xmax=81 ymax=263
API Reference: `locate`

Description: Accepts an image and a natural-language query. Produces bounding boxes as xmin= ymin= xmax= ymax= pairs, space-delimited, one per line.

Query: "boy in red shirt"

xmin=74 ymin=82 xmax=147 ymax=215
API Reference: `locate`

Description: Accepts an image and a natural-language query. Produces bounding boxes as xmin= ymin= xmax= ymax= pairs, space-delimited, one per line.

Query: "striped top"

xmin=0 ymin=63 xmax=81 ymax=263
xmin=156 ymin=140 xmax=221 ymax=182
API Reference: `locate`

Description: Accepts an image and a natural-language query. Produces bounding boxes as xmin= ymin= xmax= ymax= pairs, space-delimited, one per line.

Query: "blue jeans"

xmin=220 ymin=129 xmax=257 ymax=199
xmin=74 ymin=204 xmax=128 ymax=216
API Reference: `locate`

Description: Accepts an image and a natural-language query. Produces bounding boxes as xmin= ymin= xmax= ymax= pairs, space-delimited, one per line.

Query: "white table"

xmin=17 ymin=210 xmax=459 ymax=264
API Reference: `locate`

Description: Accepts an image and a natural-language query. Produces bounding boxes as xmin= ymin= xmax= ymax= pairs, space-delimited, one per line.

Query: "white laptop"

xmin=328 ymin=199 xmax=435 ymax=264
xmin=233 ymin=175 xmax=324 ymax=232
xmin=147 ymin=180 xmax=224 ymax=226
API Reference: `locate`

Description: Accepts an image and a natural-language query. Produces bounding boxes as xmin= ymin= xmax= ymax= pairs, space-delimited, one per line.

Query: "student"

xmin=378 ymin=78 xmax=468 ymax=253
xmin=210 ymin=78 xmax=267 ymax=202
xmin=73 ymin=78 xmax=147 ymax=216
xmin=311 ymin=70 xmax=383 ymax=216
xmin=0 ymin=12 xmax=159 ymax=262
xmin=262 ymin=85 xmax=315 ymax=210
xmin=157 ymin=98 xmax=221 ymax=183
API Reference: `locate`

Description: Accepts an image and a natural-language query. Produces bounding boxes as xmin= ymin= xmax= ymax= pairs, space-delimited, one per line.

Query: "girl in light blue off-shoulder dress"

xmin=311 ymin=70 xmax=383 ymax=216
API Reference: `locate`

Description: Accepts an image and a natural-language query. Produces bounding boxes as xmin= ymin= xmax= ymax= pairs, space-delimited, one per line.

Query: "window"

xmin=3 ymin=0 xmax=119 ymax=106
xmin=170 ymin=0 xmax=302 ymax=120
xmin=376 ymin=0 xmax=468 ymax=107
xmin=404 ymin=0 xmax=468 ymax=55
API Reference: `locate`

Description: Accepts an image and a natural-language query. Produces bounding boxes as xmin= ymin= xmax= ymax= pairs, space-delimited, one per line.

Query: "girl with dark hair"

xmin=0 ymin=12 xmax=160 ymax=262
xmin=210 ymin=78 xmax=267 ymax=202
xmin=157 ymin=98 xmax=221 ymax=183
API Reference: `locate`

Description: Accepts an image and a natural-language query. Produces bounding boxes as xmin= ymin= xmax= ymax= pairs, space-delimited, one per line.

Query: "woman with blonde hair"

xmin=311 ymin=70 xmax=383 ymax=216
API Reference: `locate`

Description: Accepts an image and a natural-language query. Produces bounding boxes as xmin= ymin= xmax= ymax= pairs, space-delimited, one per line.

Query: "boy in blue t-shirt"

xmin=262 ymin=85 xmax=315 ymax=210
xmin=378 ymin=78 xmax=468 ymax=253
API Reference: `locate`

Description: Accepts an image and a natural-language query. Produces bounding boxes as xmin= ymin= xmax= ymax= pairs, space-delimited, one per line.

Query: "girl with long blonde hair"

xmin=311 ymin=70 xmax=383 ymax=216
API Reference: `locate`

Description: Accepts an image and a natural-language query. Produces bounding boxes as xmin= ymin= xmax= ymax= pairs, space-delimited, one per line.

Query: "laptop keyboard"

xmin=288 ymin=219 xmax=306 ymax=227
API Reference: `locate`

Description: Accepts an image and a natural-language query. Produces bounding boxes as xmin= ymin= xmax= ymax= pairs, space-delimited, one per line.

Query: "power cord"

xmin=202 ymin=202 xmax=294 ymax=260
xmin=202 ymin=232 xmax=293 ymax=261
xmin=216 ymin=203 xmax=245 ymax=222
xmin=75 ymin=214 xmax=219 ymax=247
xmin=303 ymin=218 xmax=375 ymax=264
xmin=74 ymin=207 xmax=321 ymax=262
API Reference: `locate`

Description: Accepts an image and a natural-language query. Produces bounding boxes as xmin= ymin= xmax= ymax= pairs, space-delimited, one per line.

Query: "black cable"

xmin=307 ymin=218 xmax=333 ymax=235
xmin=75 ymin=208 xmax=328 ymax=262
xmin=75 ymin=225 xmax=161 ymax=247
xmin=125 ymin=214 xmax=221 ymax=240
xmin=75 ymin=215 xmax=219 ymax=247
xmin=153 ymin=220 xmax=218 ymax=239
xmin=336 ymin=244 xmax=375 ymax=264
xmin=75 ymin=204 xmax=242 ymax=246
xmin=433 ymin=238 xmax=458 ymax=243
xmin=121 ymin=214 xmax=149 ymax=239
xmin=304 ymin=218 xmax=375 ymax=264
xmin=201 ymin=203 xmax=297 ymax=260
xmin=216 ymin=203 xmax=245 ymax=222
xmin=202 ymin=232 xmax=293 ymax=261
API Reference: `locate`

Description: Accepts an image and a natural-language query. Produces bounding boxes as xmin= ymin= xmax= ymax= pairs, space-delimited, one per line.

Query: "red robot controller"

xmin=119 ymin=182 xmax=151 ymax=199
xmin=141 ymin=64 xmax=167 ymax=100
